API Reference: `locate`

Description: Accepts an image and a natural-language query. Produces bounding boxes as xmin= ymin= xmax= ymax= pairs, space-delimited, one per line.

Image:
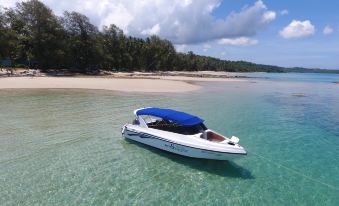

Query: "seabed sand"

xmin=0 ymin=76 xmax=246 ymax=93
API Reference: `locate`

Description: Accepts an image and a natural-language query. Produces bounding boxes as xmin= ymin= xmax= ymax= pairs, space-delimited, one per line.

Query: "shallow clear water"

xmin=242 ymin=72 xmax=339 ymax=83
xmin=0 ymin=76 xmax=338 ymax=205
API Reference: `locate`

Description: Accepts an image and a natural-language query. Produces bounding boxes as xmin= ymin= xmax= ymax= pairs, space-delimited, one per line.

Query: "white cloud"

xmin=280 ymin=10 xmax=289 ymax=16
xmin=323 ymin=25 xmax=333 ymax=35
xmin=0 ymin=0 xmax=17 ymax=8
xmin=218 ymin=37 xmax=258 ymax=46
xmin=262 ymin=11 xmax=276 ymax=23
xmin=203 ymin=44 xmax=212 ymax=51
xmin=182 ymin=0 xmax=193 ymax=7
xmin=99 ymin=3 xmax=134 ymax=32
xmin=141 ymin=24 xmax=161 ymax=35
xmin=279 ymin=20 xmax=315 ymax=39
xmin=1 ymin=0 xmax=276 ymax=44
xmin=175 ymin=44 xmax=188 ymax=52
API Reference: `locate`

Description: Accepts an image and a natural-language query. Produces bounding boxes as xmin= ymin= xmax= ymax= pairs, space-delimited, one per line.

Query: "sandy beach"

xmin=0 ymin=71 xmax=247 ymax=93
xmin=0 ymin=77 xmax=199 ymax=93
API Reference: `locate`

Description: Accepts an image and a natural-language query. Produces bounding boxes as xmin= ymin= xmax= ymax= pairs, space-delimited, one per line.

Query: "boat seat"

xmin=206 ymin=131 xmax=225 ymax=142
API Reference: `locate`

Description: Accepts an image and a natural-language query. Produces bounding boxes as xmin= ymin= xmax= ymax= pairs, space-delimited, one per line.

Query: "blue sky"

xmin=1 ymin=0 xmax=338 ymax=69
xmin=195 ymin=0 xmax=339 ymax=69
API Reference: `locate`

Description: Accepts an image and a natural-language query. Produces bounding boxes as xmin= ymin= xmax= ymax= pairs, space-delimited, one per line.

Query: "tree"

xmin=62 ymin=11 xmax=99 ymax=72
xmin=5 ymin=0 xmax=66 ymax=69
xmin=143 ymin=36 xmax=176 ymax=71
xmin=99 ymin=24 xmax=125 ymax=70
xmin=0 ymin=10 xmax=14 ymax=60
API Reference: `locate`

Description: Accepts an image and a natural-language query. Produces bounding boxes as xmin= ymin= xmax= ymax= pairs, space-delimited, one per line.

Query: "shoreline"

xmin=0 ymin=75 xmax=247 ymax=93
xmin=0 ymin=69 xmax=250 ymax=79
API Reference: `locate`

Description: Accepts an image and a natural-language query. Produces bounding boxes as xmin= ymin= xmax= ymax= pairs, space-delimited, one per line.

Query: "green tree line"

xmin=1 ymin=0 xmax=336 ymax=73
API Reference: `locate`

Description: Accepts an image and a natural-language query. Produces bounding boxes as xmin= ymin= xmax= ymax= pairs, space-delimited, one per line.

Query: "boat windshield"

xmin=145 ymin=117 xmax=207 ymax=135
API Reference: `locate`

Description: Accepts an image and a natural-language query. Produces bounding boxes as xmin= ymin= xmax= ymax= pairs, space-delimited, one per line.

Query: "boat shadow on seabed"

xmin=125 ymin=139 xmax=254 ymax=179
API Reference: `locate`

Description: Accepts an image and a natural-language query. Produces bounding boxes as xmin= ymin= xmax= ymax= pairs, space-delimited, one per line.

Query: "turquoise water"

xmin=0 ymin=74 xmax=338 ymax=205
xmin=242 ymin=72 xmax=339 ymax=83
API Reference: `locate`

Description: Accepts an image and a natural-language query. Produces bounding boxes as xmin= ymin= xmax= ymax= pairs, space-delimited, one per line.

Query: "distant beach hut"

xmin=0 ymin=59 xmax=12 ymax=69
xmin=0 ymin=59 xmax=13 ymax=75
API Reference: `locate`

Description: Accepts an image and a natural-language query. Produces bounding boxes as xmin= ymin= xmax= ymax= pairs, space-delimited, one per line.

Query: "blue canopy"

xmin=136 ymin=108 xmax=204 ymax=126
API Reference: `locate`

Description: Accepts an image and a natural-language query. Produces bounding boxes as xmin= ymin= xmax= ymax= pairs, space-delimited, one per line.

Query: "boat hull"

xmin=123 ymin=127 xmax=246 ymax=161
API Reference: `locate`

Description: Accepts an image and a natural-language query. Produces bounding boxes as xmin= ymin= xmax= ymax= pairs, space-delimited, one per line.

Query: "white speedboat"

xmin=122 ymin=108 xmax=247 ymax=160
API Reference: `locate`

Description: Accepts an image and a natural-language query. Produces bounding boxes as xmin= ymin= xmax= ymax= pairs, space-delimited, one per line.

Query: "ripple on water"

xmin=0 ymin=84 xmax=338 ymax=205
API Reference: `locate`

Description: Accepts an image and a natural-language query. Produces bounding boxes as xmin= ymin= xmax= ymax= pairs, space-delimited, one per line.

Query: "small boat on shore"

xmin=121 ymin=107 xmax=247 ymax=160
